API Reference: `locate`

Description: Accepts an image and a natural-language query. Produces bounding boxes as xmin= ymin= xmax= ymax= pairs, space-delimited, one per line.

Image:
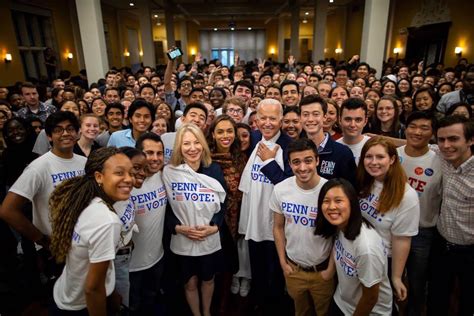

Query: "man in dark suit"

xmin=238 ymin=98 xmax=293 ymax=314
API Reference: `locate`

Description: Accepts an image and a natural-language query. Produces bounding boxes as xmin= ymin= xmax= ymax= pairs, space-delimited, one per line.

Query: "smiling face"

xmin=6 ymin=120 xmax=27 ymax=144
xmin=282 ymin=111 xmax=302 ymax=140
xmin=382 ymin=82 xmax=396 ymax=96
xmin=95 ymin=153 xmax=133 ymax=202
xmin=257 ymin=102 xmax=282 ymax=140
xmin=363 ymin=144 xmax=395 ymax=182
xmin=300 ymin=102 xmax=325 ymax=136
xmin=289 ymin=149 xmax=319 ymax=188
xmin=340 ymin=108 xmax=367 ymax=139
xmin=181 ymin=131 xmax=203 ymax=168
xmin=376 ymin=99 xmax=396 ymax=124
xmin=282 ymin=84 xmax=300 ymax=107
xmin=183 ymin=107 xmax=207 ymax=130
xmin=106 ymin=108 xmax=124 ymax=129
xmin=80 ymin=116 xmax=100 ymax=141
xmin=151 ymin=118 xmax=168 ymax=136
xmin=210 ymin=90 xmax=225 ymax=108
xmin=92 ymin=99 xmax=107 ymax=117
xmin=238 ymin=127 xmax=250 ymax=151
xmin=61 ymin=101 xmax=81 ymax=119
xmin=331 ymin=87 xmax=348 ymax=106
xmin=130 ymin=106 xmax=152 ymax=133
xmin=321 ymin=186 xmax=351 ymax=229
xmin=415 ymin=91 xmax=433 ymax=111
xmin=142 ymin=139 xmax=164 ymax=175
xmin=405 ymin=118 xmax=433 ymax=149
xmin=323 ymin=103 xmax=338 ymax=132
xmin=48 ymin=120 xmax=78 ymax=155
xmin=437 ymin=123 xmax=473 ymax=168
xmin=130 ymin=154 xmax=147 ymax=188
xmin=213 ymin=119 xmax=236 ymax=153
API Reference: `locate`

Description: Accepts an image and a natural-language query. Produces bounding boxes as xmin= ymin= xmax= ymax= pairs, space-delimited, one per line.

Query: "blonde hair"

xmin=170 ymin=123 xmax=212 ymax=167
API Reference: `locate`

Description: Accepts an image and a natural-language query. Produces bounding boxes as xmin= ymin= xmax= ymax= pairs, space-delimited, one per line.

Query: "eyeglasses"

xmin=52 ymin=125 xmax=76 ymax=134
xmin=227 ymin=108 xmax=243 ymax=114
xmin=180 ymin=83 xmax=192 ymax=88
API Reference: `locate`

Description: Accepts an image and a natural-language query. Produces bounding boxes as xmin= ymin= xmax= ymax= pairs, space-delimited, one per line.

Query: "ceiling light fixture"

xmin=153 ymin=14 xmax=158 ymax=18
xmin=129 ymin=2 xmax=134 ymax=7
xmin=213 ymin=28 xmax=218 ymax=31
xmin=305 ymin=12 xmax=309 ymax=15
xmin=248 ymin=27 xmax=252 ymax=30
xmin=302 ymin=19 xmax=308 ymax=24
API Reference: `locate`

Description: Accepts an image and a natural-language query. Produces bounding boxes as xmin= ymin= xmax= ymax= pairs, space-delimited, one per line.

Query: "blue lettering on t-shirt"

xmin=282 ymin=203 xmax=318 ymax=227
xmin=51 ymin=169 xmax=85 ymax=186
xmin=335 ymin=238 xmax=357 ymax=277
xmin=359 ymin=194 xmax=383 ymax=222
xmin=250 ymin=164 xmax=272 ymax=184
xmin=170 ymin=182 xmax=217 ymax=203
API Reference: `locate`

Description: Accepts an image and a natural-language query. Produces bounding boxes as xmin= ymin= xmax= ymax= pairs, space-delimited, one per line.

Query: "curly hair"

xmin=49 ymin=147 xmax=123 ymax=262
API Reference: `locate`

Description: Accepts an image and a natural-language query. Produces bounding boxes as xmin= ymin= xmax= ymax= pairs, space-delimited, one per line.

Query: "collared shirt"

xmin=164 ymin=91 xmax=187 ymax=112
xmin=107 ymin=129 xmax=136 ymax=148
xmin=436 ymin=154 xmax=474 ymax=245
xmin=16 ymin=102 xmax=56 ymax=122
xmin=317 ymin=133 xmax=330 ymax=153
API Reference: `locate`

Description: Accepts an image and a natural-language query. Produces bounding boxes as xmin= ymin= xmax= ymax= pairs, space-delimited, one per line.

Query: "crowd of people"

xmin=0 ymin=51 xmax=473 ymax=316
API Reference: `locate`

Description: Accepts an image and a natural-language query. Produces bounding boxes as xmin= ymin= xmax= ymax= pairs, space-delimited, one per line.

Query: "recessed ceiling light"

xmin=248 ymin=27 xmax=252 ymax=30
xmin=214 ymin=28 xmax=218 ymax=31
xmin=302 ymin=19 xmax=308 ymax=23
xmin=129 ymin=2 xmax=134 ymax=7
xmin=157 ymin=22 xmax=161 ymax=26
xmin=153 ymin=14 xmax=158 ymax=18
xmin=305 ymin=12 xmax=309 ymax=15
xmin=329 ymin=0 xmax=334 ymax=3
xmin=231 ymin=27 xmax=235 ymax=31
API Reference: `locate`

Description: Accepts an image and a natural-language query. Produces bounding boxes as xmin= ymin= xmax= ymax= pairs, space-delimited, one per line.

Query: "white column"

xmin=75 ymin=0 xmax=108 ymax=84
xmin=180 ymin=20 xmax=189 ymax=63
xmin=137 ymin=0 xmax=156 ymax=67
xmin=360 ymin=0 xmax=390 ymax=77
xmin=277 ymin=15 xmax=285 ymax=63
xmin=165 ymin=11 xmax=175 ymax=51
xmin=312 ymin=0 xmax=327 ymax=63
xmin=290 ymin=2 xmax=300 ymax=60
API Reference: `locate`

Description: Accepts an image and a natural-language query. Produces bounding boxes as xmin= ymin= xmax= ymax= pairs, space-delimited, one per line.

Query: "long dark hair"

xmin=315 ymin=178 xmax=371 ymax=240
xmin=49 ymin=147 xmax=124 ymax=262
xmin=207 ymin=115 xmax=244 ymax=161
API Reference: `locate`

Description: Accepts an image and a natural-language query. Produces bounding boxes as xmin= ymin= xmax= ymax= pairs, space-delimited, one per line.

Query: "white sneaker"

xmin=230 ymin=276 xmax=240 ymax=294
xmin=239 ymin=278 xmax=251 ymax=297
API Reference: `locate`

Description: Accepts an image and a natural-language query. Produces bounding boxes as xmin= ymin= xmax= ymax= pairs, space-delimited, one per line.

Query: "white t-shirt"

xmin=334 ymin=223 xmax=392 ymax=315
xmin=359 ymin=181 xmax=420 ymax=257
xmin=53 ymin=198 xmax=122 ymax=311
xmin=9 ymin=151 xmax=87 ymax=235
xmin=163 ymin=164 xmax=226 ymax=256
xmin=397 ymin=146 xmax=442 ymax=228
xmin=238 ymin=133 xmax=284 ymax=242
xmin=270 ymin=176 xmax=332 ymax=266
xmin=337 ymin=135 xmax=370 ymax=165
xmin=114 ymin=199 xmax=137 ymax=247
xmin=129 ymin=172 xmax=168 ymax=272
xmin=161 ymin=132 xmax=176 ymax=165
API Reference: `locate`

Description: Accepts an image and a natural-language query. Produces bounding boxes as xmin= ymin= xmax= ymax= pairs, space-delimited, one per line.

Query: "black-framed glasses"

xmin=52 ymin=125 xmax=76 ymax=134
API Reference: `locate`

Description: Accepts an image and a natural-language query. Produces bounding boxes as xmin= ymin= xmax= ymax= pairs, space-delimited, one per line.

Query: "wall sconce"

xmin=393 ymin=47 xmax=401 ymax=59
xmin=139 ymin=51 xmax=143 ymax=57
xmin=124 ymin=51 xmax=130 ymax=57
xmin=270 ymin=47 xmax=275 ymax=55
xmin=67 ymin=53 xmax=73 ymax=61
xmin=324 ymin=48 xmax=328 ymax=53
xmin=190 ymin=48 xmax=196 ymax=56
xmin=455 ymin=47 xmax=463 ymax=57
xmin=4 ymin=53 xmax=12 ymax=63
xmin=335 ymin=48 xmax=343 ymax=54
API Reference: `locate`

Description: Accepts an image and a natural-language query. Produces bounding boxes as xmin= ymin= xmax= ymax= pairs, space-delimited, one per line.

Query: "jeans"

xmin=114 ymin=251 xmax=132 ymax=307
xmin=427 ymin=230 xmax=474 ymax=316
xmin=129 ymin=258 xmax=164 ymax=315
xmin=406 ymin=226 xmax=435 ymax=316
